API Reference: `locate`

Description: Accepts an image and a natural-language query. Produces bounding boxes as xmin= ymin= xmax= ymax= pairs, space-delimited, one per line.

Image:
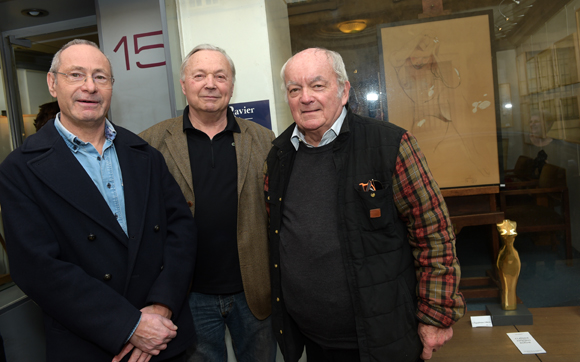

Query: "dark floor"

xmin=455 ymin=225 xmax=580 ymax=312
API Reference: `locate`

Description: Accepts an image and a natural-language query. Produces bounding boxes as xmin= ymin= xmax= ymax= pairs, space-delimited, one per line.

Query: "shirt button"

xmin=103 ymin=274 xmax=112 ymax=281
xmin=87 ymin=234 xmax=96 ymax=241
xmin=187 ymin=201 xmax=193 ymax=207
xmin=279 ymin=198 xmax=282 ymax=201
xmin=276 ymin=297 xmax=280 ymax=302
xmin=107 ymin=183 xmax=111 ymax=189
xmin=274 ymin=264 xmax=278 ymax=268
xmin=280 ymin=330 xmax=283 ymax=334
xmin=267 ymin=196 xmax=270 ymax=200
xmin=97 ymin=156 xmax=101 ymax=161
xmin=114 ymin=214 xmax=118 ymax=219
xmin=275 ymin=230 xmax=278 ymax=234
xmin=154 ymin=225 xmax=160 ymax=232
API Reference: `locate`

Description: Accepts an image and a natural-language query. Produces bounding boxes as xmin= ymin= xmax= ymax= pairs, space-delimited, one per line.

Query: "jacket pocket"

xmin=354 ymin=182 xmax=393 ymax=231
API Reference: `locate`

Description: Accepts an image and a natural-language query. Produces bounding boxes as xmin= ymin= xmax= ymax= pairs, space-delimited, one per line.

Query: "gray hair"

xmin=180 ymin=44 xmax=236 ymax=84
xmin=49 ymin=39 xmax=113 ymax=77
xmin=280 ymin=48 xmax=349 ymax=99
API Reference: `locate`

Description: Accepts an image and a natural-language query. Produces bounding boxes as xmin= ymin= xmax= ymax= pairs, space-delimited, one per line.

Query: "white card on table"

xmin=507 ymin=332 xmax=546 ymax=354
xmin=470 ymin=316 xmax=493 ymax=327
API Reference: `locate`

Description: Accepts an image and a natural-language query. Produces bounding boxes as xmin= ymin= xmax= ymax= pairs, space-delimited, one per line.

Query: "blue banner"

xmin=229 ymin=100 xmax=271 ymax=130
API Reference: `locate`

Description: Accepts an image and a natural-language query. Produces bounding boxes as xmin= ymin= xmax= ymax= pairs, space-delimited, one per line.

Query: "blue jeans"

xmin=186 ymin=291 xmax=276 ymax=362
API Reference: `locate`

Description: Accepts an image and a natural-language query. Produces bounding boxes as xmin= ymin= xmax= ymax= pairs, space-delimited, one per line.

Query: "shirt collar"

xmin=54 ymin=113 xmax=117 ymax=152
xmin=291 ymin=106 xmax=347 ymax=150
xmin=182 ymin=105 xmax=241 ymax=134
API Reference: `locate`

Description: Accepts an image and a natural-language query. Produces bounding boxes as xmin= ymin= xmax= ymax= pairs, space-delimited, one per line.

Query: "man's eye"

xmin=194 ymin=74 xmax=205 ymax=80
xmin=94 ymin=75 xmax=107 ymax=81
xmin=70 ymin=73 xmax=85 ymax=79
xmin=288 ymin=88 xmax=299 ymax=93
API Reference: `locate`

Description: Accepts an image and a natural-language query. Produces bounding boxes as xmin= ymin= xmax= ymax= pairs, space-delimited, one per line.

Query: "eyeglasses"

xmin=52 ymin=71 xmax=114 ymax=89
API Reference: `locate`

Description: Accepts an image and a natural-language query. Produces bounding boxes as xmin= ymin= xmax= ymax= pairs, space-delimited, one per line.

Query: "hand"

xmin=141 ymin=303 xmax=173 ymax=320
xmin=112 ymin=343 xmax=153 ymax=362
xmin=130 ymin=313 xmax=177 ymax=354
xmin=418 ymin=323 xmax=453 ymax=360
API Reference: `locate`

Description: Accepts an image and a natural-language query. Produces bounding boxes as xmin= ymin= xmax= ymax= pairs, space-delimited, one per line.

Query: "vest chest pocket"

xmin=354 ymin=183 xmax=394 ymax=231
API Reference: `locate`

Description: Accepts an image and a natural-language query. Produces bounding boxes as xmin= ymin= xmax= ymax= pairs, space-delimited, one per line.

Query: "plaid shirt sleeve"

xmin=392 ymin=132 xmax=466 ymax=328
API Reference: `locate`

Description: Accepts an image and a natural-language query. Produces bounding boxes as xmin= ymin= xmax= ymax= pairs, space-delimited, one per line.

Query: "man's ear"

xmin=47 ymin=72 xmax=58 ymax=98
xmin=180 ymin=79 xmax=186 ymax=96
xmin=341 ymin=81 xmax=351 ymax=106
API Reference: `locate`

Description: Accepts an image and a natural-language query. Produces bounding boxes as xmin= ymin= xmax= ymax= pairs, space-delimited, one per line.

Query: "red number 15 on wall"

xmin=113 ymin=31 xmax=166 ymax=71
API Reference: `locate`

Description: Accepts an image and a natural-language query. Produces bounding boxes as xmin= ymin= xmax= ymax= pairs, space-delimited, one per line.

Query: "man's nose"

xmin=300 ymin=88 xmax=314 ymax=103
xmin=205 ymin=74 xmax=217 ymax=88
xmin=80 ymin=76 xmax=97 ymax=92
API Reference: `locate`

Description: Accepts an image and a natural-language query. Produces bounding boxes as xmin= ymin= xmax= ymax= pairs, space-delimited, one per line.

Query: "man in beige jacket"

xmin=139 ymin=44 xmax=275 ymax=362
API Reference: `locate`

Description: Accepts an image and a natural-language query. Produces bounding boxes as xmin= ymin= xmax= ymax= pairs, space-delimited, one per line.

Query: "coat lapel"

xmin=165 ymin=120 xmax=194 ymax=193
xmin=234 ymin=120 xmax=252 ymax=200
xmin=27 ymin=132 xmax=128 ymax=245
xmin=113 ymin=130 xmax=151 ymax=285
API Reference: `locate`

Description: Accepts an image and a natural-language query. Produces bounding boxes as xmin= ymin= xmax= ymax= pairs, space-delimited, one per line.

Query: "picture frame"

xmin=537 ymin=48 xmax=556 ymax=91
xmin=560 ymin=95 xmax=580 ymax=143
xmin=553 ymin=33 xmax=580 ymax=87
xmin=377 ymin=10 xmax=501 ymax=189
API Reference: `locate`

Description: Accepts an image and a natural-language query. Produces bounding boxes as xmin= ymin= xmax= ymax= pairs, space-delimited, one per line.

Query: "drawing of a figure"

xmin=389 ymin=31 xmax=490 ymax=177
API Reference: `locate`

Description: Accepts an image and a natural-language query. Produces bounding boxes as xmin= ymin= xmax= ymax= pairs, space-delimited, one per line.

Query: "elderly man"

xmin=264 ymin=48 xmax=465 ymax=362
xmin=139 ymin=44 xmax=276 ymax=362
xmin=0 ymin=39 xmax=196 ymax=362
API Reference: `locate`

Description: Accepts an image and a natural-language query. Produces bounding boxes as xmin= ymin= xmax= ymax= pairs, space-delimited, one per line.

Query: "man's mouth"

xmin=77 ymin=99 xmax=100 ymax=104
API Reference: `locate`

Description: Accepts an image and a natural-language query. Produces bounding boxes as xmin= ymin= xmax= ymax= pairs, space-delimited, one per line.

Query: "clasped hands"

xmin=112 ymin=304 xmax=175 ymax=362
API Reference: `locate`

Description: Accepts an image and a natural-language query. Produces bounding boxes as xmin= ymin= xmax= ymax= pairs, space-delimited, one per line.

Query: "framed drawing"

xmin=516 ymin=53 xmax=528 ymax=96
xmin=378 ymin=10 xmax=500 ymax=189
xmin=560 ymin=95 xmax=580 ymax=143
xmin=537 ymin=48 xmax=556 ymax=91
xmin=553 ymin=33 xmax=580 ymax=86
xmin=541 ymin=98 xmax=562 ymax=140
xmin=526 ymin=54 xmax=539 ymax=94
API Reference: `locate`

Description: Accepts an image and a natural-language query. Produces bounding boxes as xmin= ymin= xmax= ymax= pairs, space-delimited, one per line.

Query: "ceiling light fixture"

xmin=21 ymin=8 xmax=49 ymax=17
xmin=337 ymin=20 xmax=367 ymax=34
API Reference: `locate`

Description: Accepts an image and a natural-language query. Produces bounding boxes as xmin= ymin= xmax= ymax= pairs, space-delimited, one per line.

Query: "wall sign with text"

xmin=229 ymin=100 xmax=271 ymax=130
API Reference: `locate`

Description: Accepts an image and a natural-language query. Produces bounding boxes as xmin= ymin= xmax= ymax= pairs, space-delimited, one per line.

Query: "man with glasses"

xmin=0 ymin=39 xmax=197 ymax=362
xmin=140 ymin=44 xmax=276 ymax=362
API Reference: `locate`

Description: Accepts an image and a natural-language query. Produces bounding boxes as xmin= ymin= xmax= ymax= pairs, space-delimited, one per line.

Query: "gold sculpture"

xmin=496 ymin=220 xmax=521 ymax=310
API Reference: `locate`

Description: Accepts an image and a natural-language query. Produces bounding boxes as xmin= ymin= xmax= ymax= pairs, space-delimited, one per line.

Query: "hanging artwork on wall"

xmin=378 ymin=10 xmax=501 ymax=189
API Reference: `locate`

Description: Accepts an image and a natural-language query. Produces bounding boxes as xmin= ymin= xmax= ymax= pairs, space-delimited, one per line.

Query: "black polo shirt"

xmin=183 ymin=106 xmax=243 ymax=295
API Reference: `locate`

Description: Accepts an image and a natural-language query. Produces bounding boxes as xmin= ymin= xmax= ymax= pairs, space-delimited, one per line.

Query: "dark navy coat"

xmin=0 ymin=120 xmax=197 ymax=361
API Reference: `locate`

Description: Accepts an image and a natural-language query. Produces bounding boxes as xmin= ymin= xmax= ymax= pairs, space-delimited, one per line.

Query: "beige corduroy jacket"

xmin=139 ymin=115 xmax=275 ymax=320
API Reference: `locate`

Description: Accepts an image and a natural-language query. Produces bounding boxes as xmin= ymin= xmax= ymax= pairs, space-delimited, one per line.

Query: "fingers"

xmin=421 ymin=346 xmax=434 ymax=360
xmin=112 ymin=343 xmax=134 ymax=362
xmin=160 ymin=316 xmax=178 ymax=331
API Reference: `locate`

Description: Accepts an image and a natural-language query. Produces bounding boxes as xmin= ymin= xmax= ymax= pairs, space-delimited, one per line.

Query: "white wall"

xmin=16 ymin=69 xmax=55 ymax=115
xmin=176 ymin=0 xmax=292 ymax=135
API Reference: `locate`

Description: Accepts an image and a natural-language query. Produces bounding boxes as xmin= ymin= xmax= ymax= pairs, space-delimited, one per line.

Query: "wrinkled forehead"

xmin=59 ymin=45 xmax=111 ymax=74
xmin=286 ymin=51 xmax=335 ymax=82
xmin=187 ymin=50 xmax=232 ymax=74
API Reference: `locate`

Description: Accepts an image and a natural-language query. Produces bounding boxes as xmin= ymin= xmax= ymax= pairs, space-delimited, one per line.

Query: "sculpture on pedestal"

xmin=496 ymin=219 xmax=521 ymax=310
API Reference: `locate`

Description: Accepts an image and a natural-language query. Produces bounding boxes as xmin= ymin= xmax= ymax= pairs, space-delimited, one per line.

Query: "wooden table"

xmin=430 ymin=306 xmax=580 ymax=362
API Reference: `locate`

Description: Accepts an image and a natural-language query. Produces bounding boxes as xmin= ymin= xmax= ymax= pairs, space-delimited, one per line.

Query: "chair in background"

xmin=499 ymin=163 xmax=573 ymax=264
xmin=504 ymin=155 xmax=535 ymax=184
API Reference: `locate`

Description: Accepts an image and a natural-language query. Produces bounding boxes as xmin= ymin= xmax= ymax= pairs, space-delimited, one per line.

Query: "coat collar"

xmin=24 ymin=120 xmax=150 ymax=246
